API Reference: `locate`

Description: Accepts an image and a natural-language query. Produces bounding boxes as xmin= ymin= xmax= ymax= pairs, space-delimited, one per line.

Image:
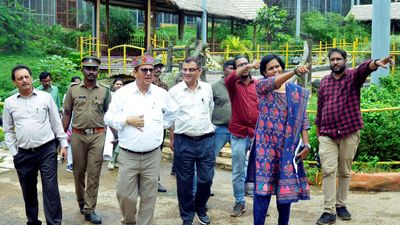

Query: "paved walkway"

xmin=0 ymin=148 xmax=399 ymax=225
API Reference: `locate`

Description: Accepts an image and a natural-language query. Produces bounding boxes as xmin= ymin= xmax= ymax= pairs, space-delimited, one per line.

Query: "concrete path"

xmin=0 ymin=147 xmax=399 ymax=225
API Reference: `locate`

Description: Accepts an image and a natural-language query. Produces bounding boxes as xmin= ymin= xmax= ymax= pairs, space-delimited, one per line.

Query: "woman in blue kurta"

xmin=248 ymin=54 xmax=311 ymax=225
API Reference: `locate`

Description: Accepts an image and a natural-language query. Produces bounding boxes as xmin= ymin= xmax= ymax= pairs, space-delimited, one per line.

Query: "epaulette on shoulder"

xmin=69 ymin=82 xmax=80 ymax=88
xmin=99 ymin=82 xmax=110 ymax=90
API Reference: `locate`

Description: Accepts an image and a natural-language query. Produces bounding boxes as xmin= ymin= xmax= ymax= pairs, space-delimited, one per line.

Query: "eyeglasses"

xmin=236 ymin=62 xmax=248 ymax=68
xmin=181 ymin=68 xmax=200 ymax=73
xmin=140 ymin=68 xmax=154 ymax=74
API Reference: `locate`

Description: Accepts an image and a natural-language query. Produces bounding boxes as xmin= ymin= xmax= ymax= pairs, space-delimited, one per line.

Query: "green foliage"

xmin=107 ymin=7 xmax=135 ymax=46
xmin=302 ymin=12 xmax=341 ymax=42
xmin=302 ymin=11 xmax=370 ymax=42
xmin=37 ymin=55 xmax=81 ymax=96
xmin=0 ymin=129 xmax=4 ymax=142
xmin=221 ymin=36 xmax=253 ymax=57
xmin=341 ymin=15 xmax=369 ymax=42
xmin=255 ymin=5 xmax=288 ymax=44
xmin=390 ymin=35 xmax=400 ymax=65
xmin=0 ymin=3 xmax=40 ymax=52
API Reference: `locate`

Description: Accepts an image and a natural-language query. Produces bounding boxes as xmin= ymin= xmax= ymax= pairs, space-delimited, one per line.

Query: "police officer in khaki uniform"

xmin=62 ymin=56 xmax=111 ymax=224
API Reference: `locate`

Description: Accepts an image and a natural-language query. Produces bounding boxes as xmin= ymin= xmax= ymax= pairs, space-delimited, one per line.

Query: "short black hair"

xmin=223 ymin=60 xmax=234 ymax=70
xmin=11 ymin=64 xmax=32 ymax=81
xmin=328 ymin=48 xmax=347 ymax=60
xmin=39 ymin=71 xmax=51 ymax=81
xmin=260 ymin=54 xmax=285 ymax=76
xmin=71 ymin=76 xmax=81 ymax=83
xmin=184 ymin=56 xmax=201 ymax=68
xmin=233 ymin=55 xmax=249 ymax=70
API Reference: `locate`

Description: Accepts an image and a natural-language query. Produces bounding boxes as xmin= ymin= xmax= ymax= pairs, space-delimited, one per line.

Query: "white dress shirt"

xmin=3 ymin=89 xmax=68 ymax=156
xmin=104 ymin=82 xmax=178 ymax=152
xmin=168 ymin=80 xmax=215 ymax=136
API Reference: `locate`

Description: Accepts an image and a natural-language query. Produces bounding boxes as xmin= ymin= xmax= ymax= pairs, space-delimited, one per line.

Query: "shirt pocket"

xmin=35 ymin=107 xmax=48 ymax=124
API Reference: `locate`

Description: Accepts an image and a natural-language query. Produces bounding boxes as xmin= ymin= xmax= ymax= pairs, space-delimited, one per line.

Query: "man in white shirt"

xmin=3 ymin=64 xmax=68 ymax=225
xmin=104 ymin=54 xmax=178 ymax=225
xmin=169 ymin=57 xmax=215 ymax=225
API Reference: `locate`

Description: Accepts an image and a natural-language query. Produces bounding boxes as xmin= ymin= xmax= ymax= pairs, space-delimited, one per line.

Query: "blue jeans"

xmin=214 ymin=125 xmax=231 ymax=157
xmin=230 ymin=135 xmax=250 ymax=205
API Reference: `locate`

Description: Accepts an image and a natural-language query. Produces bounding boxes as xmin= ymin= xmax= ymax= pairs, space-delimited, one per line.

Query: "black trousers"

xmin=173 ymin=133 xmax=216 ymax=221
xmin=14 ymin=140 xmax=62 ymax=225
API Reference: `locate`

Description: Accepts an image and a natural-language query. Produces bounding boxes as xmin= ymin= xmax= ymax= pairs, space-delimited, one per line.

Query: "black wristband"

xmin=373 ymin=59 xmax=379 ymax=67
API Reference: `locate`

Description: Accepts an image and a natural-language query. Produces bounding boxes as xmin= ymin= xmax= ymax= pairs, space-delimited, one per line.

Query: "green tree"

xmin=302 ymin=11 xmax=342 ymax=42
xmin=255 ymin=4 xmax=288 ymax=44
xmin=0 ymin=2 xmax=39 ymax=51
xmin=107 ymin=7 xmax=135 ymax=46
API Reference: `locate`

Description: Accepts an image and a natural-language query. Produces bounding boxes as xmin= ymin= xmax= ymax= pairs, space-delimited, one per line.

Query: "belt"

xmin=18 ymin=139 xmax=55 ymax=152
xmin=179 ymin=132 xmax=215 ymax=141
xmin=72 ymin=127 xmax=105 ymax=135
xmin=120 ymin=147 xmax=158 ymax=155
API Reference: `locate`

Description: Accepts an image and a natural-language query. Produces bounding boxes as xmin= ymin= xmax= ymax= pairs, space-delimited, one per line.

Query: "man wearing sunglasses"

xmin=62 ymin=56 xmax=111 ymax=224
xmin=104 ymin=53 xmax=178 ymax=225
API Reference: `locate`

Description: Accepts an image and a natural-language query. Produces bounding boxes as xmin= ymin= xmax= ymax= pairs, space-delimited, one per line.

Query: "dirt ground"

xmin=0 ymin=156 xmax=399 ymax=225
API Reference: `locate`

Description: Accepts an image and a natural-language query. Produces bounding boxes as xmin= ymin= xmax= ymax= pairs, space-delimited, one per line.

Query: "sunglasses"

xmin=140 ymin=68 xmax=154 ymax=73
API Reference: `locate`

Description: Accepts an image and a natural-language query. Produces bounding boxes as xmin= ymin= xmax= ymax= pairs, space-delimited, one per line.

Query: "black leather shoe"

xmin=79 ymin=203 xmax=84 ymax=214
xmin=85 ymin=212 xmax=102 ymax=224
xmin=158 ymin=183 xmax=167 ymax=192
xmin=336 ymin=207 xmax=351 ymax=220
xmin=182 ymin=219 xmax=193 ymax=225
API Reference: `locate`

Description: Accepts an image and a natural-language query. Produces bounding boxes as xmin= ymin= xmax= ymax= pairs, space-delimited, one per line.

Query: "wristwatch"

xmin=303 ymin=143 xmax=311 ymax=149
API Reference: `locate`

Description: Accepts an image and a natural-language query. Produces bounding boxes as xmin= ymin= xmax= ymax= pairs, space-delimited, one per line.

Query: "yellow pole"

xmin=343 ymin=39 xmax=346 ymax=50
xmin=355 ymin=37 xmax=359 ymax=48
xmin=154 ymin=34 xmax=157 ymax=48
xmin=123 ymin=45 xmax=126 ymax=74
xmin=225 ymin=46 xmax=230 ymax=60
xmin=319 ymin=41 xmax=322 ymax=64
xmin=89 ymin=35 xmax=92 ymax=55
xmin=333 ymin=38 xmax=337 ymax=48
xmin=285 ymin=42 xmax=289 ymax=69
xmin=97 ymin=38 xmax=100 ymax=58
xmin=352 ymin=42 xmax=356 ymax=68
xmin=325 ymin=41 xmax=328 ymax=52
xmin=257 ymin=44 xmax=260 ymax=61
xmin=108 ymin=48 xmax=111 ymax=75
xmin=80 ymin=36 xmax=83 ymax=62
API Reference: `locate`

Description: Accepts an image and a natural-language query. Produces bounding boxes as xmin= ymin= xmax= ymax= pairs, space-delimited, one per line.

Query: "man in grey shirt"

xmin=3 ymin=64 xmax=68 ymax=225
xmin=211 ymin=60 xmax=234 ymax=156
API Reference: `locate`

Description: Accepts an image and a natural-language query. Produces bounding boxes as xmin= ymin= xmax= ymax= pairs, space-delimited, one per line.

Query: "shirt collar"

xmin=17 ymin=89 xmax=37 ymax=98
xmin=79 ymin=81 xmax=99 ymax=88
xmin=132 ymin=81 xmax=153 ymax=95
xmin=181 ymin=79 xmax=202 ymax=91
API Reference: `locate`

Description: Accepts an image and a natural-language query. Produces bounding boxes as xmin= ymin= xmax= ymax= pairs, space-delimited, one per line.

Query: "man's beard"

xmin=331 ymin=64 xmax=346 ymax=74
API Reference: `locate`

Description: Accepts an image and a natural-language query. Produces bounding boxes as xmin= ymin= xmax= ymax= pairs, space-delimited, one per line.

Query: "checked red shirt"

xmin=315 ymin=60 xmax=375 ymax=139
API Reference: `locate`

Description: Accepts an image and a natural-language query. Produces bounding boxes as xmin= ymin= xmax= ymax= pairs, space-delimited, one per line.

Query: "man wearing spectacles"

xmin=225 ymin=55 xmax=260 ymax=217
xmin=62 ymin=56 xmax=111 ymax=224
xmin=169 ymin=57 xmax=215 ymax=225
xmin=105 ymin=53 xmax=178 ymax=225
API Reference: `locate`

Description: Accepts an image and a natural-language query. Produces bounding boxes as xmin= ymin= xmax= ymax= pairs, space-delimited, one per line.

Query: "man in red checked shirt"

xmin=315 ymin=48 xmax=394 ymax=225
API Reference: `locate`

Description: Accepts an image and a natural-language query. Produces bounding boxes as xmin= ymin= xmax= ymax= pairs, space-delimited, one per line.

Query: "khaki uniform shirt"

xmin=63 ymin=81 xmax=111 ymax=129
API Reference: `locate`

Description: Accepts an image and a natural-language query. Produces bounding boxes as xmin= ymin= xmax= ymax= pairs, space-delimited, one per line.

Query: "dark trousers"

xmin=254 ymin=194 xmax=291 ymax=225
xmin=173 ymin=133 xmax=216 ymax=221
xmin=14 ymin=140 xmax=62 ymax=225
